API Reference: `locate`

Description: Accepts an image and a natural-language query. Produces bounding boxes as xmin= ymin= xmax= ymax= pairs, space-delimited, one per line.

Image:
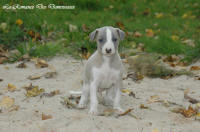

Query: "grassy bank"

xmin=0 ymin=0 xmax=199 ymax=62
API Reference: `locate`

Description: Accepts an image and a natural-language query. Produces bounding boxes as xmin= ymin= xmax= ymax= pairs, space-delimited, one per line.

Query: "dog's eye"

xmin=98 ymin=38 xmax=103 ymax=43
xmin=112 ymin=38 xmax=117 ymax=42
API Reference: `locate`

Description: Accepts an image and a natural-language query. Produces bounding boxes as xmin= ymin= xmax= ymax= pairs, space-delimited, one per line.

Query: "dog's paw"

xmin=88 ymin=108 xmax=98 ymax=115
xmin=183 ymin=102 xmax=196 ymax=110
xmin=114 ymin=107 xmax=124 ymax=114
xmin=78 ymin=103 xmax=87 ymax=109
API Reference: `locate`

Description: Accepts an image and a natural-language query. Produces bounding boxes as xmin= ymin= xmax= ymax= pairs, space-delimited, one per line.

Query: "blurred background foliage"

xmin=0 ymin=0 xmax=199 ymax=62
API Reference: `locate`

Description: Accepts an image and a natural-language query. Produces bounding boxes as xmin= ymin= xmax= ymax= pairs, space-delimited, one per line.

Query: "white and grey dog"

xmin=78 ymin=26 xmax=125 ymax=115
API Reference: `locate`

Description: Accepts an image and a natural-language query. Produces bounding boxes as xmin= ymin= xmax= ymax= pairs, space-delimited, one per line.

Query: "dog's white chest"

xmin=92 ymin=61 xmax=120 ymax=89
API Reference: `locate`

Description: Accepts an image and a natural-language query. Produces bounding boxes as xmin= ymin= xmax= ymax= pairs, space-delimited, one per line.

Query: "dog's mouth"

xmin=103 ymin=52 xmax=114 ymax=56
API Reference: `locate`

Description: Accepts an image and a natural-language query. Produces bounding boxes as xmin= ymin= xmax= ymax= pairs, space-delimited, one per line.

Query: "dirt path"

xmin=0 ymin=56 xmax=200 ymax=132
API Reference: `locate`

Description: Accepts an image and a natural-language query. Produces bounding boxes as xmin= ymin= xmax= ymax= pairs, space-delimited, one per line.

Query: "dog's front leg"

xmin=89 ymin=81 xmax=99 ymax=115
xmin=113 ymin=80 xmax=124 ymax=113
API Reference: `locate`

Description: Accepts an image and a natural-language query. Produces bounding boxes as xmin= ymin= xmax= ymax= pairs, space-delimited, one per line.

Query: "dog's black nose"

xmin=106 ymin=48 xmax=112 ymax=53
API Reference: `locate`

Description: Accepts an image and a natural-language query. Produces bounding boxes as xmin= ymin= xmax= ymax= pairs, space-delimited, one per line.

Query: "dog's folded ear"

xmin=89 ymin=29 xmax=99 ymax=41
xmin=116 ymin=28 xmax=125 ymax=41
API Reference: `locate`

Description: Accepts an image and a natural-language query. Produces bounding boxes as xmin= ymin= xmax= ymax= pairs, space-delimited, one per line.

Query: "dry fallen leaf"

xmin=27 ymin=75 xmax=41 ymax=80
xmin=163 ymin=55 xmax=180 ymax=62
xmin=44 ymin=71 xmax=57 ymax=78
xmin=20 ymin=54 xmax=30 ymax=61
xmin=140 ymin=104 xmax=149 ymax=109
xmin=155 ymin=12 xmax=163 ymax=18
xmin=171 ymin=35 xmax=179 ymax=41
xmin=8 ymin=105 xmax=19 ymax=112
xmin=108 ymin=5 xmax=114 ymax=9
xmin=136 ymin=73 xmax=144 ymax=81
xmin=82 ymin=24 xmax=90 ymax=32
xmin=24 ymin=84 xmax=45 ymax=97
xmin=122 ymin=58 xmax=128 ymax=63
xmin=42 ymin=113 xmax=52 ymax=120
xmin=4 ymin=66 xmax=9 ymax=70
xmin=162 ymin=100 xmax=170 ymax=107
xmin=172 ymin=106 xmax=197 ymax=118
xmin=194 ymin=76 xmax=200 ymax=80
xmin=124 ymin=73 xmax=136 ymax=81
xmin=48 ymin=65 xmax=56 ymax=71
xmin=152 ymin=128 xmax=160 ymax=132
xmin=180 ymin=106 xmax=197 ymax=118
xmin=196 ymin=103 xmax=200 ymax=109
xmin=147 ymin=95 xmax=160 ymax=104
xmin=35 ymin=58 xmax=48 ymax=68
xmin=0 ymin=23 xmax=7 ymax=30
xmin=23 ymin=83 xmax=34 ymax=90
xmin=169 ymin=62 xmax=176 ymax=67
xmin=182 ymin=13 xmax=188 ymax=19
xmin=190 ymin=66 xmax=200 ymax=71
xmin=16 ymin=62 xmax=27 ymax=68
xmin=181 ymin=12 xmax=194 ymax=19
xmin=27 ymin=30 xmax=41 ymax=41
xmin=28 ymin=30 xmax=35 ymax=38
xmin=16 ymin=19 xmax=23 ymax=26
xmin=7 ymin=83 xmax=16 ymax=92
xmin=145 ymin=29 xmax=154 ymax=37
xmin=196 ymin=113 xmax=200 ymax=117
xmin=184 ymin=88 xmax=190 ymax=95
xmin=26 ymin=87 xmax=44 ymax=97
xmin=142 ymin=8 xmax=150 ymax=16
xmin=0 ymin=45 xmax=9 ymax=58
xmin=40 ymin=90 xmax=60 ymax=98
xmin=160 ymin=74 xmax=175 ymax=80
xmin=0 ymin=46 xmax=9 ymax=63
xmin=116 ymin=22 xmax=125 ymax=30
xmin=121 ymin=89 xmax=136 ymax=98
xmin=69 ymin=24 xmax=78 ymax=32
xmin=137 ymin=43 xmax=145 ymax=51
xmin=0 ymin=96 xmax=15 ymax=110
xmin=151 ymin=95 xmax=160 ymax=99
xmin=35 ymin=32 xmax=41 ymax=40
xmin=176 ymin=61 xmax=187 ymax=67
xmin=80 ymin=52 xmax=91 ymax=60
xmin=182 ymin=39 xmax=195 ymax=47
xmin=129 ymin=91 xmax=136 ymax=98
xmin=133 ymin=31 xmax=142 ymax=38
xmin=121 ymin=89 xmax=132 ymax=94
xmin=61 ymin=97 xmax=77 ymax=108
xmin=0 ymin=57 xmax=8 ymax=64
xmin=50 ymin=90 xmax=60 ymax=95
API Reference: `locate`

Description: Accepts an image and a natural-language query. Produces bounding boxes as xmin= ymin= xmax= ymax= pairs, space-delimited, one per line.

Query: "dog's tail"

xmin=69 ymin=90 xmax=82 ymax=96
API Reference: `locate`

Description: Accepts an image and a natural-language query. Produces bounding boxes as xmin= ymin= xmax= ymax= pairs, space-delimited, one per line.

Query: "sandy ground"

xmin=0 ymin=56 xmax=200 ymax=132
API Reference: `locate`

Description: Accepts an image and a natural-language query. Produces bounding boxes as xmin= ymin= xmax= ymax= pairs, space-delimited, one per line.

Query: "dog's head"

xmin=89 ymin=26 xmax=125 ymax=56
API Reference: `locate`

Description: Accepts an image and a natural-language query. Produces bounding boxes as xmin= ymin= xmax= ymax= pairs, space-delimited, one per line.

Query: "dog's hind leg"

xmin=78 ymin=83 xmax=90 ymax=108
xmin=113 ymin=80 xmax=124 ymax=113
xmin=104 ymin=88 xmax=114 ymax=106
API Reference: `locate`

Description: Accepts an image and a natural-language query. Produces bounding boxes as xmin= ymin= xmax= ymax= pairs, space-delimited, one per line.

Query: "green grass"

xmin=8 ymin=41 xmax=64 ymax=62
xmin=0 ymin=0 xmax=199 ymax=63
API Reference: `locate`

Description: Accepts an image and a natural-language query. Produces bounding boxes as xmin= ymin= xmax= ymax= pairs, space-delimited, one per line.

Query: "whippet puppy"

xmin=78 ymin=26 xmax=125 ymax=115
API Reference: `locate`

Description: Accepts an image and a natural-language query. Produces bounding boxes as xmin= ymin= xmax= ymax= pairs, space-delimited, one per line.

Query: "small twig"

xmin=119 ymin=108 xmax=133 ymax=116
